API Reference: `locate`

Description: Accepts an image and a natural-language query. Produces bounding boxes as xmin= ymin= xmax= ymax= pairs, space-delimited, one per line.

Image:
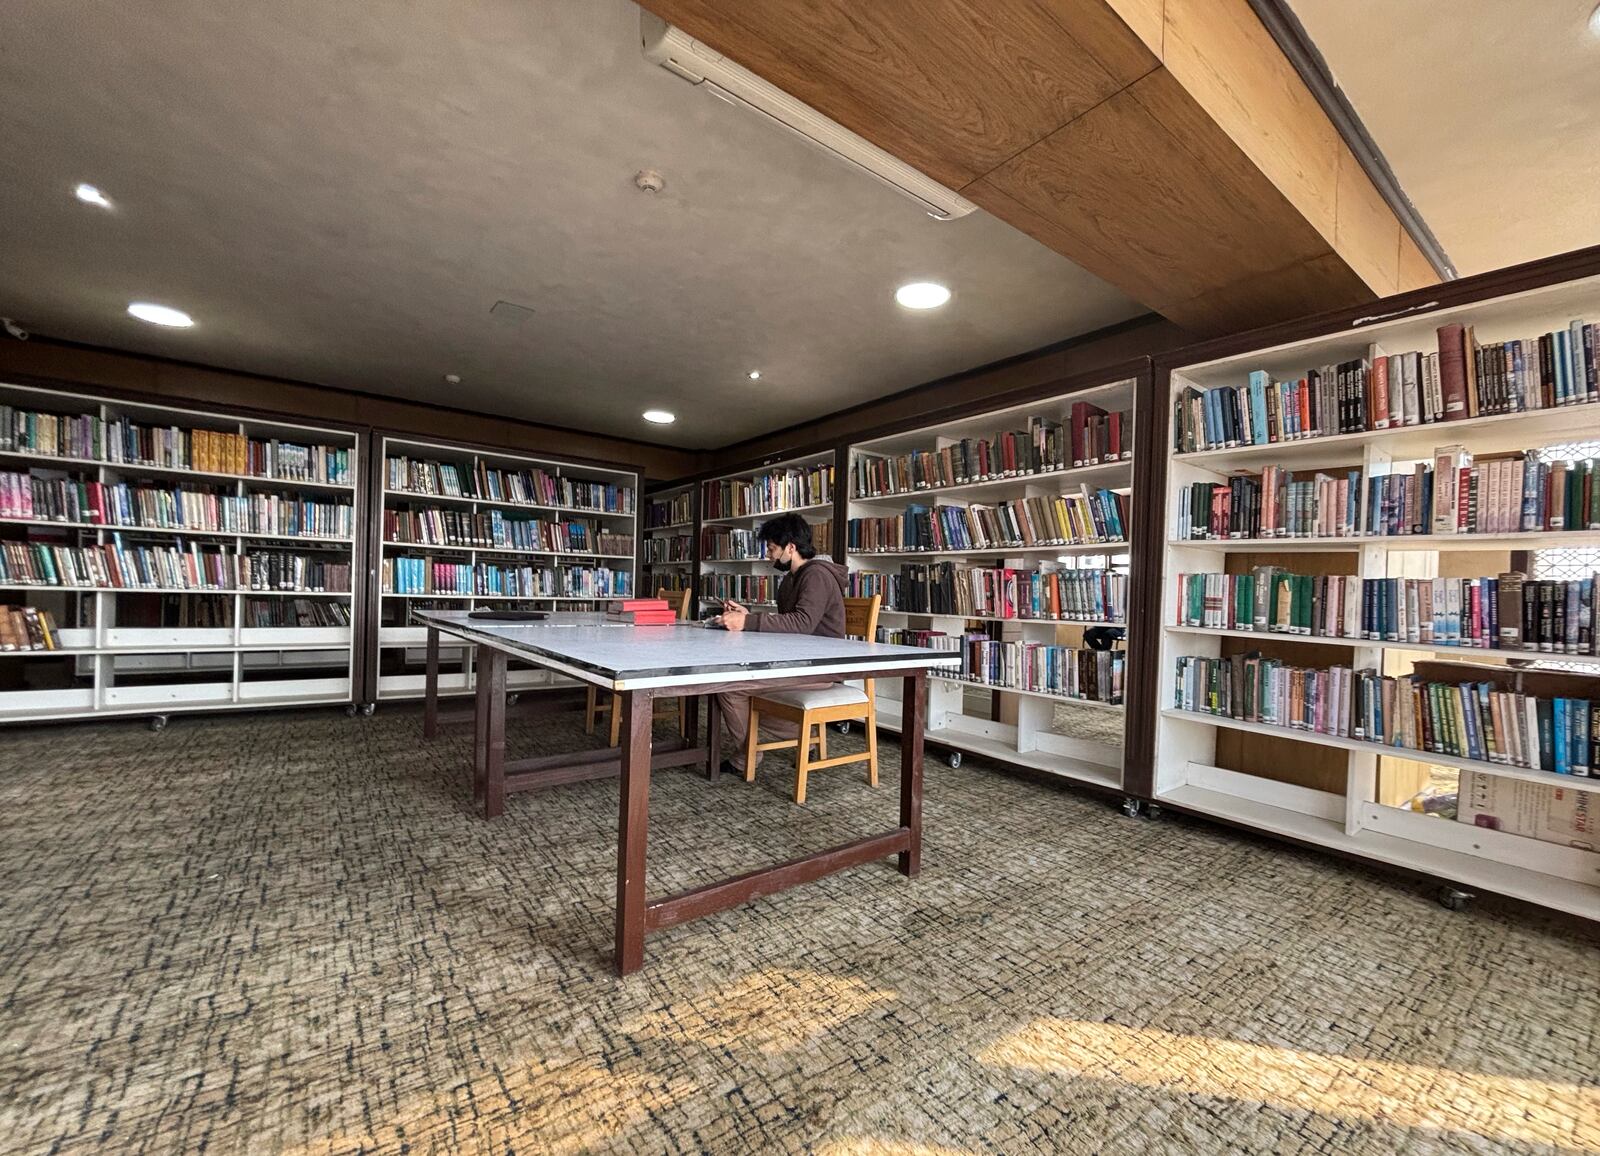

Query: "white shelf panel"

xmin=237 ymin=677 xmax=351 ymax=703
xmin=849 ymin=541 xmax=1130 ymax=560
xmin=1166 ymin=531 xmax=1600 ymax=552
xmin=104 ymin=627 xmax=236 ymax=648
xmin=1170 ymin=403 xmax=1599 ymax=470
xmin=700 ymin=501 xmax=835 ymax=527
xmin=1159 ymin=709 xmax=1600 ymax=795
xmin=848 ymin=459 xmax=1133 ymax=509
xmin=103 ymin=681 xmax=235 ymax=708
xmin=874 ymin=696 xmax=1123 ymax=788
xmin=0 ymin=687 xmax=96 ymax=718
xmin=1166 ymin=624 xmax=1599 ymax=663
xmin=238 ymin=627 xmax=351 ymax=647
xmin=0 ymin=447 xmax=356 ymax=491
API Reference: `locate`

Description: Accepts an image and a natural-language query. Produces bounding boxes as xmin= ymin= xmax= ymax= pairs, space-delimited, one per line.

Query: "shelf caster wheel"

xmin=1437 ymin=886 xmax=1474 ymax=913
xmin=148 ymin=715 xmax=168 ymax=733
xmin=1143 ymin=803 xmax=1162 ymax=821
xmin=506 ymin=693 xmax=520 ymax=707
xmin=834 ymin=721 xmax=850 ymax=734
xmin=946 ymin=751 xmax=962 ymax=769
xmin=1121 ymin=797 xmax=1142 ymax=818
xmin=360 ymin=702 xmax=375 ymax=717
xmin=346 ymin=703 xmax=359 ymax=718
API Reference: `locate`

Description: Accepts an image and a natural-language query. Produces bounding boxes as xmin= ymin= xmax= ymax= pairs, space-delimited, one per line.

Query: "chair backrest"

xmin=656 ymin=586 xmax=694 ymax=620
xmin=842 ymin=595 xmax=881 ymax=702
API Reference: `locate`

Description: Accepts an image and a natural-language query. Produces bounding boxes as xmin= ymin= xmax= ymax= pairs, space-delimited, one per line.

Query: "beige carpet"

xmin=0 ymin=705 xmax=1595 ymax=1155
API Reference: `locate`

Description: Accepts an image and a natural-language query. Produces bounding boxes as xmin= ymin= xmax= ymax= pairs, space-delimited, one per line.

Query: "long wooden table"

xmin=415 ymin=610 xmax=959 ymax=974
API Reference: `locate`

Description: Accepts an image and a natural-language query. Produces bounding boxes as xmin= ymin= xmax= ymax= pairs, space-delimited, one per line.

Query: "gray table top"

xmin=414 ymin=609 xmax=960 ymax=690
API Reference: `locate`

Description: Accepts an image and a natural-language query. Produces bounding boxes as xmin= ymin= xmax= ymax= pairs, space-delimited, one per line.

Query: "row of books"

xmin=1174 ymin=569 xmax=1597 ymax=655
xmin=887 ymin=628 xmax=1124 ymax=704
xmin=1172 ymin=654 xmax=1595 ymax=776
xmin=0 ymin=541 xmax=352 ymax=593
xmin=1174 ymin=452 xmax=1598 ymax=540
xmin=381 ymin=558 xmax=631 ymax=599
xmin=699 ymin=573 xmax=776 ymax=605
xmin=1172 ymin=319 xmax=1599 ymax=452
xmin=850 ymin=405 xmax=1131 ymax=499
xmin=381 ymin=508 xmax=629 ymax=554
xmin=700 ymin=526 xmax=762 ymax=561
xmin=0 ymin=405 xmax=355 ymax=483
xmin=702 ymin=465 xmax=833 ymax=519
xmin=0 ymin=605 xmax=60 ymax=650
xmin=645 ymin=492 xmax=691 ymax=528
xmin=385 ymin=456 xmax=635 ymax=514
xmin=849 ymin=563 xmax=1126 ymax=623
xmin=243 ymin=599 xmax=351 ymax=628
xmin=847 ymin=489 xmax=1129 ymax=553
xmin=1 ymin=474 xmax=356 ymax=539
xmin=643 ymin=535 xmax=692 ymax=563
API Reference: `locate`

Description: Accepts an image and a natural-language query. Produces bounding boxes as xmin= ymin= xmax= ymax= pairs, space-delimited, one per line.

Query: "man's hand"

xmin=720 ymin=599 xmax=749 ymax=632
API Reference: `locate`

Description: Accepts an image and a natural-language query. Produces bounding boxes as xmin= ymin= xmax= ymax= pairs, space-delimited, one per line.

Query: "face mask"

xmin=772 ymin=556 xmax=792 ymax=573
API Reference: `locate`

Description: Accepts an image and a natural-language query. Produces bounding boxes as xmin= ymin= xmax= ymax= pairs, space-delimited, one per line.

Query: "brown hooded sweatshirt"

xmin=746 ymin=556 xmax=848 ymax=638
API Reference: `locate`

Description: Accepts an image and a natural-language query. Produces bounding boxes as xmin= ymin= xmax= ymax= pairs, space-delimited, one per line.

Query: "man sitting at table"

xmin=710 ymin=512 xmax=846 ymax=776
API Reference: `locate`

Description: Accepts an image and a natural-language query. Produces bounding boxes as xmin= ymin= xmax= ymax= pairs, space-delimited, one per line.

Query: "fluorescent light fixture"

xmin=895 ymin=281 xmax=951 ymax=310
xmin=74 ymin=183 xmax=112 ymax=209
xmin=642 ymin=409 xmax=676 ymax=424
xmin=1591 ymin=1 xmax=1600 ymax=34
xmin=747 ymin=370 xmax=761 ymax=381
xmin=127 ymin=302 xmax=194 ymax=328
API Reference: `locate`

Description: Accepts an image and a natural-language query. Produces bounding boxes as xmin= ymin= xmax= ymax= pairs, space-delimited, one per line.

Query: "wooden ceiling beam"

xmin=640 ymin=0 xmax=1439 ymax=336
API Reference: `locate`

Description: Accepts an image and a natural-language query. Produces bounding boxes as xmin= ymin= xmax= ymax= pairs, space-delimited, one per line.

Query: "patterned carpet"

xmin=0 ymin=704 xmax=1595 ymax=1155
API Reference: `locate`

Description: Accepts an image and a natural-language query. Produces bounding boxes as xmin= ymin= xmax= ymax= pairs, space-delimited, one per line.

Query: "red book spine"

xmin=1436 ymin=324 xmax=1469 ymax=417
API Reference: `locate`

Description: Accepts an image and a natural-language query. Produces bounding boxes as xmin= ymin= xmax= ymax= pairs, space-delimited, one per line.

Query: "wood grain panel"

xmin=641 ymin=0 xmax=1156 ymax=191
xmin=1154 ymin=250 xmax=1375 ymax=337
xmin=1397 ymin=231 xmax=1442 ymax=293
xmin=1161 ymin=0 xmax=1339 ymax=246
xmin=1335 ymin=142 xmax=1400 ymax=298
xmin=1106 ymin=0 xmax=1165 ymax=57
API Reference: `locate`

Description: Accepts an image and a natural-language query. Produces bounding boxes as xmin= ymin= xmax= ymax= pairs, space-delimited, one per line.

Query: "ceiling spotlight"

xmin=634 ymin=169 xmax=666 ymax=194
xmin=895 ymin=281 xmax=951 ymax=310
xmin=642 ymin=409 xmax=676 ymax=424
xmin=747 ymin=370 xmax=762 ymax=381
xmin=74 ymin=183 xmax=112 ymax=209
xmin=127 ymin=302 xmax=194 ymax=328
xmin=444 ymin=373 xmax=462 ymax=384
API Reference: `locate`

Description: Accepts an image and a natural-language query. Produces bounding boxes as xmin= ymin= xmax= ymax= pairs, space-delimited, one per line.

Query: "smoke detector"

xmin=634 ymin=169 xmax=666 ymax=194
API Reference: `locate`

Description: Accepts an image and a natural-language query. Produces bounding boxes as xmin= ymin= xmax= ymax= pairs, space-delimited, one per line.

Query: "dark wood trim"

xmin=1121 ymin=365 xmax=1161 ymax=800
xmin=616 ymin=688 xmax=654 ymax=974
xmin=371 ymin=423 xmax=648 ymax=483
xmin=645 ymin=829 xmax=910 ymax=931
xmin=1245 ymin=0 xmax=1455 ymax=281
xmin=898 ymin=671 xmax=926 ymax=875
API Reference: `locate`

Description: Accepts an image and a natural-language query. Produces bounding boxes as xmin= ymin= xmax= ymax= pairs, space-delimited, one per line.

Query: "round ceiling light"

xmin=747 ymin=370 xmax=761 ymax=381
xmin=127 ymin=302 xmax=194 ymax=328
xmin=642 ymin=409 xmax=676 ymax=424
xmin=75 ymin=183 xmax=113 ymax=209
xmin=895 ymin=281 xmax=951 ymax=310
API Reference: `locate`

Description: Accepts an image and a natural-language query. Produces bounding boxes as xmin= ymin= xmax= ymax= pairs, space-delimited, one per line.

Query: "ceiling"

xmin=1288 ymin=0 xmax=1600 ymax=277
xmin=0 ymin=0 xmax=1144 ymax=449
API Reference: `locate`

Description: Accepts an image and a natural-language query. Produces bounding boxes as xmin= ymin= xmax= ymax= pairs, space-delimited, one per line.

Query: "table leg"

xmin=615 ymin=687 xmax=654 ymax=975
xmin=423 ymin=626 xmax=441 ymax=739
xmin=705 ymin=693 xmax=722 ymax=781
xmin=685 ymin=694 xmax=701 ymax=745
xmin=899 ymin=671 xmax=926 ymax=877
xmin=472 ymin=642 xmax=490 ymax=804
xmin=482 ymin=647 xmax=509 ymax=819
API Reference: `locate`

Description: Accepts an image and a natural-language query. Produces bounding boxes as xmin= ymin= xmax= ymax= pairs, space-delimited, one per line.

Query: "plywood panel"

xmin=1107 ymin=0 xmax=1165 ymax=58
xmin=1335 ymin=143 xmax=1401 ymax=298
xmin=1398 ymin=231 xmax=1443 ymax=293
xmin=641 ymin=0 xmax=1156 ymax=191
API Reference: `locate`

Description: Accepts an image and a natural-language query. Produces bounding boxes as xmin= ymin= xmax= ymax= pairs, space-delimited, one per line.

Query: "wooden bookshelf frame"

xmin=1147 ymin=246 xmax=1600 ymax=920
xmin=364 ymin=430 xmax=639 ymax=706
xmin=0 ymin=378 xmax=365 ymax=724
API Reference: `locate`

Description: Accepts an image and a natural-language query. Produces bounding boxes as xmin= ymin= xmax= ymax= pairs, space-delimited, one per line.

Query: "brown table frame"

xmin=421 ymin=625 xmax=932 ymax=975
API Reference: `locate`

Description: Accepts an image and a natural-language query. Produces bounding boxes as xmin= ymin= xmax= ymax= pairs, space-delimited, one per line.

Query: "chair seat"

xmin=757 ymin=684 xmax=869 ymax=710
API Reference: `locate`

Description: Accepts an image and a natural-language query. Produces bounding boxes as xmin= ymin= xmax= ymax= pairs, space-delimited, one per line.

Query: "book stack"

xmin=383 ymin=557 xmax=631 ymax=599
xmin=386 ymin=456 xmax=635 ymax=514
xmin=606 ymin=597 xmax=677 ymax=625
xmin=849 ymin=489 xmax=1128 ymax=553
xmin=645 ymin=492 xmax=692 ymax=528
xmin=1173 ymin=653 xmax=1597 ymax=775
xmin=888 ymin=627 xmax=1124 ymax=703
xmin=1177 ymin=469 xmax=1362 ymax=540
xmin=1069 ymin=401 xmax=1132 ymax=468
xmin=700 ymin=573 xmax=775 ymax=605
xmin=851 ymin=563 xmax=1126 ymax=622
xmin=0 ymin=605 xmax=59 ymax=650
xmin=243 ymin=599 xmax=350 ymax=628
xmin=703 ymin=465 xmax=833 ymax=519
xmin=1172 ymin=318 xmax=1599 ymax=453
xmin=644 ymin=535 xmax=693 ymax=563
xmin=700 ymin=526 xmax=762 ymax=561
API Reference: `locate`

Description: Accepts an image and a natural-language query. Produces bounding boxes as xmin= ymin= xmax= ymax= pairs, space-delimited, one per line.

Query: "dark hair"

xmin=756 ymin=513 xmax=816 ymax=558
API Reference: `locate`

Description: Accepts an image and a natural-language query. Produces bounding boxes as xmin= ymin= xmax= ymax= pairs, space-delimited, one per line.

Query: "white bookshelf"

xmin=698 ymin=450 xmax=835 ymax=613
xmin=373 ymin=435 xmax=637 ymax=702
xmin=641 ymin=482 xmax=694 ymax=598
xmin=846 ymin=377 xmax=1136 ymax=792
xmin=1153 ymin=273 xmax=1600 ymax=919
xmin=0 ymin=381 xmax=361 ymax=725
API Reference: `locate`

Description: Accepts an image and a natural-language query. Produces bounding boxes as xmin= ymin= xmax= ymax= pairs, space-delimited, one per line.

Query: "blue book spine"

xmin=1571 ymin=321 xmax=1586 ymax=402
xmin=1554 ymin=330 xmax=1570 ymax=403
xmin=1553 ymin=698 xmax=1569 ymax=773
xmin=1575 ymin=700 xmax=1592 ymax=776
xmin=1248 ymin=371 xmax=1271 ymax=444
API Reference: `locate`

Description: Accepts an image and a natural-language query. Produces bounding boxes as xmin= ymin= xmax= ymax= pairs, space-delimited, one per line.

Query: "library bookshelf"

xmin=844 ymin=371 xmax=1142 ymax=796
xmin=1148 ymin=261 xmax=1600 ymax=920
xmin=698 ymin=450 xmax=836 ymax=615
xmin=641 ymin=482 xmax=695 ymax=599
xmin=0 ymin=380 xmax=362 ymax=725
xmin=368 ymin=434 xmax=638 ymax=704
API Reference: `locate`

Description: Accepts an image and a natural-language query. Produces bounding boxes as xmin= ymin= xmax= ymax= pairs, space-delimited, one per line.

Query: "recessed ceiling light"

xmin=747 ymin=370 xmax=762 ymax=381
xmin=74 ymin=183 xmax=112 ymax=209
xmin=1590 ymin=1 xmax=1600 ymax=35
xmin=127 ymin=302 xmax=194 ymax=328
xmin=642 ymin=409 xmax=675 ymax=424
xmin=444 ymin=373 xmax=462 ymax=384
xmin=895 ymin=281 xmax=951 ymax=310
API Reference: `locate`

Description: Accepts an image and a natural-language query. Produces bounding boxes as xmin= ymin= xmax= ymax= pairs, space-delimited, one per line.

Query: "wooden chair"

xmin=744 ymin=595 xmax=880 ymax=804
xmin=585 ymin=586 xmax=693 ymax=746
